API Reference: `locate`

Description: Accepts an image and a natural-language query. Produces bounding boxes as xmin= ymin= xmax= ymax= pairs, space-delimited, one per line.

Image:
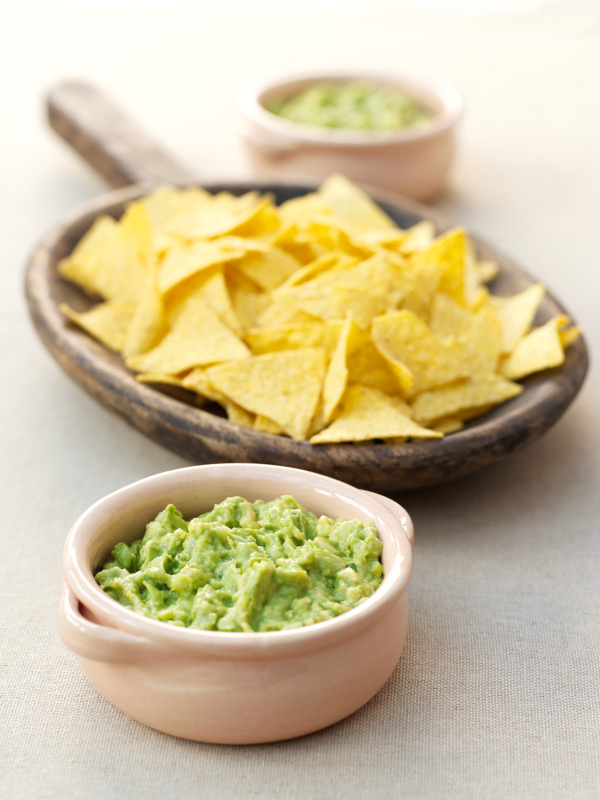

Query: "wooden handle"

xmin=47 ymin=81 xmax=198 ymax=188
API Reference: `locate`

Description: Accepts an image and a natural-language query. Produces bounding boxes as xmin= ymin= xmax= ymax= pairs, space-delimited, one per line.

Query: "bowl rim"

xmin=238 ymin=69 xmax=464 ymax=146
xmin=63 ymin=463 xmax=413 ymax=657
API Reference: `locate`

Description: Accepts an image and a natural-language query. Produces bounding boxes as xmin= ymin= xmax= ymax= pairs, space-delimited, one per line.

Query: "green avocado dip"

xmin=95 ymin=495 xmax=383 ymax=632
xmin=266 ymin=81 xmax=431 ymax=132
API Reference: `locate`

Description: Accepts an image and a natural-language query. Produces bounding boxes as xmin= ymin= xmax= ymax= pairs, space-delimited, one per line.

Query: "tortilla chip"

xmin=205 ymin=348 xmax=327 ymax=440
xmin=246 ymin=321 xmax=343 ymax=355
xmin=232 ymin=197 xmax=280 ymax=238
xmin=430 ymin=294 xmax=502 ymax=375
xmin=477 ymin=260 xmax=499 ymax=284
xmin=136 ymin=372 xmax=187 ymax=389
xmin=319 ymin=174 xmax=396 ymax=231
xmin=281 ymin=253 xmax=404 ymax=328
xmin=182 ymin=368 xmax=229 ymax=404
xmin=489 ymin=283 xmax=545 ymax=353
xmin=267 ymin=222 xmax=321 ymax=265
xmin=57 ymin=215 xmax=118 ymax=296
xmin=408 ymin=228 xmax=467 ymax=308
xmin=126 ymin=295 xmax=249 ymax=375
xmin=559 ymin=325 xmax=581 ymax=349
xmin=430 ymin=417 xmax=465 ymax=434
xmin=235 ymin=248 xmax=301 ymax=291
xmin=254 ymin=415 xmax=285 ymax=435
xmin=347 ymin=339 xmax=400 ymax=395
xmin=59 ymin=203 xmax=152 ymax=302
xmin=256 ymin=300 xmax=320 ymax=330
xmin=224 ymin=401 xmax=256 ymax=428
xmin=226 ymin=270 xmax=270 ymax=332
xmin=158 ymin=240 xmax=246 ymax=294
xmin=372 ymin=310 xmax=469 ymax=396
xmin=141 ymin=185 xmax=211 ymax=231
xmin=297 ymin=285 xmax=389 ymax=329
xmin=412 ymin=374 xmax=523 ymax=425
xmin=360 ymin=228 xmax=407 ymax=249
xmin=278 ymin=194 xmax=333 ymax=229
xmin=122 ymin=269 xmax=167 ymax=359
xmin=500 ymin=315 xmax=571 ymax=380
xmin=311 ymin=384 xmax=441 ymax=444
xmin=397 ymin=220 xmax=436 ymax=255
xmin=277 ymin=252 xmax=350 ymax=290
xmin=166 ymin=268 xmax=241 ymax=336
xmin=305 ymin=216 xmax=375 ymax=260
xmin=320 ymin=313 xmax=363 ymax=426
xmin=60 ymin=300 xmax=134 ymax=352
xmin=160 ymin=190 xmax=265 ymax=240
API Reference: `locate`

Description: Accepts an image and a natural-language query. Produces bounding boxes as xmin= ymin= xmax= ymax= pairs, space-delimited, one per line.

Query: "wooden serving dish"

xmin=25 ymin=83 xmax=589 ymax=492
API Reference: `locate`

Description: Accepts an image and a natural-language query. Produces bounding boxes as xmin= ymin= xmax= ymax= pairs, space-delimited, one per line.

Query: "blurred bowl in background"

xmin=238 ymin=70 xmax=464 ymax=200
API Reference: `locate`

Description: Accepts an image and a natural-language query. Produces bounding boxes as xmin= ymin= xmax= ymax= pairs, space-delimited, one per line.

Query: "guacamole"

xmin=267 ymin=81 xmax=431 ymax=132
xmin=95 ymin=495 xmax=383 ymax=632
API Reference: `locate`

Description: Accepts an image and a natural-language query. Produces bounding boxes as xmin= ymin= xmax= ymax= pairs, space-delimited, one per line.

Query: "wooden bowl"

xmin=25 ymin=179 xmax=588 ymax=492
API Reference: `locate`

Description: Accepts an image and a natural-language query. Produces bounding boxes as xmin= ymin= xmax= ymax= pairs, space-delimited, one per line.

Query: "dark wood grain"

xmin=25 ymin=181 xmax=589 ymax=491
xmin=47 ymin=82 xmax=198 ymax=188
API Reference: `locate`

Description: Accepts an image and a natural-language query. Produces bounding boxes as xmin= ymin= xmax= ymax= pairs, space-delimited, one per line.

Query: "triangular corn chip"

xmin=122 ymin=267 xmax=166 ymax=359
xmin=60 ymin=300 xmax=134 ymax=352
xmin=319 ymin=174 xmax=397 ymax=231
xmin=226 ymin=271 xmax=270 ymax=333
xmin=126 ymin=295 xmax=249 ymax=374
xmin=412 ymin=374 xmax=523 ymax=425
xmin=489 ymin=283 xmax=545 ymax=353
xmin=311 ymin=384 xmax=441 ymax=444
xmin=206 ymin=348 xmax=327 ymax=440
xmin=59 ymin=203 xmax=152 ymax=302
xmin=372 ymin=310 xmax=469 ymax=396
xmin=320 ymin=313 xmax=363 ymax=425
xmin=430 ymin=418 xmax=465 ymax=435
xmin=161 ymin=191 xmax=266 ymax=240
xmin=408 ymin=227 xmax=468 ymax=307
xmin=347 ymin=339 xmax=400 ymax=396
xmin=500 ymin=315 xmax=570 ymax=380
xmin=254 ymin=415 xmax=285 ymax=435
xmin=166 ymin=269 xmax=241 ymax=336
xmin=234 ymin=248 xmax=301 ymax=291
xmin=158 ymin=240 xmax=246 ymax=294
xmin=246 ymin=321 xmax=343 ymax=355
xmin=430 ymin=293 xmax=502 ymax=375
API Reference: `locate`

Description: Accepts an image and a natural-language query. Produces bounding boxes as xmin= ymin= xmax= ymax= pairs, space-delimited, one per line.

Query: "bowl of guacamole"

xmin=266 ymin=80 xmax=432 ymax=133
xmin=238 ymin=71 xmax=463 ymax=200
xmin=95 ymin=495 xmax=384 ymax=632
xmin=60 ymin=463 xmax=413 ymax=744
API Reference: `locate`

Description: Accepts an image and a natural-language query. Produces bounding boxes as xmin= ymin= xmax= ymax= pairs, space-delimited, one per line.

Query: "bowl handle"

xmin=46 ymin=81 xmax=198 ymax=188
xmin=58 ymin=583 xmax=155 ymax=664
xmin=362 ymin=491 xmax=414 ymax=547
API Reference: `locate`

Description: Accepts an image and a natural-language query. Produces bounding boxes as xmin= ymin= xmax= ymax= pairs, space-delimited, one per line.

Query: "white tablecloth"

xmin=2 ymin=2 xmax=599 ymax=798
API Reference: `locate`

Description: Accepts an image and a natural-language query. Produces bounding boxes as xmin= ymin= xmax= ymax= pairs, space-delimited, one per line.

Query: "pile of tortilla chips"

xmin=58 ymin=174 xmax=580 ymax=444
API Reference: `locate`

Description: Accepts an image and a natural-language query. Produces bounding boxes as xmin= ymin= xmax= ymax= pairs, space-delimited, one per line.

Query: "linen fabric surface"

xmin=1 ymin=2 xmax=599 ymax=798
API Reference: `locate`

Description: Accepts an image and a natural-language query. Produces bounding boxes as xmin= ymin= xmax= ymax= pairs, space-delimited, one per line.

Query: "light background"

xmin=1 ymin=2 xmax=599 ymax=798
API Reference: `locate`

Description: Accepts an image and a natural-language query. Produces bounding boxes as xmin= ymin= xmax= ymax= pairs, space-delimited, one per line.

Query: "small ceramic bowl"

xmin=238 ymin=70 xmax=463 ymax=200
xmin=59 ymin=463 xmax=413 ymax=744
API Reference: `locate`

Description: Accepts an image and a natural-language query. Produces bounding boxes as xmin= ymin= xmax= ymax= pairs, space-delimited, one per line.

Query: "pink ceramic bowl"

xmin=59 ymin=463 xmax=413 ymax=744
xmin=238 ymin=70 xmax=463 ymax=200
